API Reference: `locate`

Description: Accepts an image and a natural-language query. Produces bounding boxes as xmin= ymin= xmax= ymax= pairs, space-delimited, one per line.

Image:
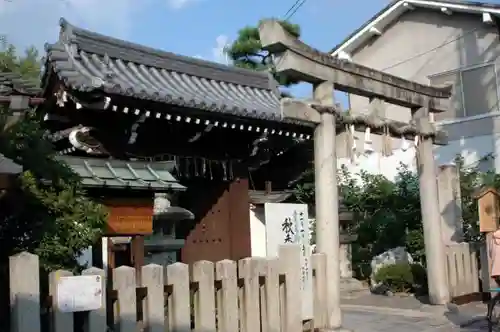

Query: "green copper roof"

xmin=59 ymin=156 xmax=185 ymax=191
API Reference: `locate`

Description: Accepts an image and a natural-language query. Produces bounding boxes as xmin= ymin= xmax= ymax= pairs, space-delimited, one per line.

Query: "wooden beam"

xmin=259 ymin=20 xmax=451 ymax=113
xmin=131 ymin=236 xmax=145 ymax=284
xmin=264 ymin=181 xmax=272 ymax=194
xmin=0 ymin=96 xmax=45 ymax=107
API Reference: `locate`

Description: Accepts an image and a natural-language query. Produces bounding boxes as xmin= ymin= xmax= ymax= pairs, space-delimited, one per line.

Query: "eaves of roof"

xmin=330 ymin=0 xmax=500 ymax=57
xmin=58 ymin=156 xmax=185 ymax=192
xmin=0 ymin=72 xmax=41 ymax=97
xmin=42 ymin=18 xmax=286 ymax=123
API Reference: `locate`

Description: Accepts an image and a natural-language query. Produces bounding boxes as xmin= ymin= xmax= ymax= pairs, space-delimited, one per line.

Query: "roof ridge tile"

xmin=42 ymin=18 xmax=301 ymax=123
xmin=58 ymin=17 xmax=275 ymax=90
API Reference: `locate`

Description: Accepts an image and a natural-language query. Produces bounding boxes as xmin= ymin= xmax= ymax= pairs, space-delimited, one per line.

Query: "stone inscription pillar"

xmin=313 ymin=82 xmax=342 ymax=329
xmin=413 ymin=105 xmax=450 ymax=304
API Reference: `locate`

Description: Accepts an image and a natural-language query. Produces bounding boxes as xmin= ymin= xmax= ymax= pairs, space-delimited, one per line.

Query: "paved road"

xmin=342 ymin=307 xmax=488 ymax=331
xmin=340 ymin=291 xmax=489 ymax=331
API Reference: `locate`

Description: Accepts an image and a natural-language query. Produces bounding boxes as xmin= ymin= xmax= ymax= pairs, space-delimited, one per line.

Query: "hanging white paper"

xmin=56 ymin=275 xmax=103 ymax=312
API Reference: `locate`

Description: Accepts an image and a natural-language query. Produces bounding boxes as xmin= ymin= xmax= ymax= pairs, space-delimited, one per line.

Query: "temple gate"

xmin=37 ymin=18 xmax=313 ymax=275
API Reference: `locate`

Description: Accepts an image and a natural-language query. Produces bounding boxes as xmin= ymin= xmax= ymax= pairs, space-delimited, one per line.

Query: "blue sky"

xmin=0 ymin=0 xmax=388 ymax=101
xmin=130 ymin=0 xmax=386 ymax=61
xmin=126 ymin=0 xmax=388 ymax=101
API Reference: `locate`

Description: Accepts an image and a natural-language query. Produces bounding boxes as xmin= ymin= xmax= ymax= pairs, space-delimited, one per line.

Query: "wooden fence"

xmin=9 ymin=244 xmax=329 ymax=332
xmin=445 ymin=243 xmax=480 ymax=303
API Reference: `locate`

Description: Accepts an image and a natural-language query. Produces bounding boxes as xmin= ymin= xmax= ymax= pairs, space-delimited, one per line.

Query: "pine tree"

xmin=225 ymin=19 xmax=301 ymax=89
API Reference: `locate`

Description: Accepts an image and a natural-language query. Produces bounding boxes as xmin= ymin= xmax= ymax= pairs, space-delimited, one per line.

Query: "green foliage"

xmin=374 ymin=263 xmax=414 ymax=293
xmin=405 ymin=229 xmax=425 ymax=264
xmin=410 ymin=263 xmax=428 ymax=294
xmin=292 ymin=154 xmax=500 ymax=280
xmin=225 ymin=19 xmax=301 ymax=87
xmin=0 ymin=40 xmax=40 ymax=82
xmin=0 ymin=39 xmax=107 ymax=271
xmin=374 ymin=262 xmax=428 ymax=294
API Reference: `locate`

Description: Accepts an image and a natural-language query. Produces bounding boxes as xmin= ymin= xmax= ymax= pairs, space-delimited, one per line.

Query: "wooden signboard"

xmin=475 ymin=187 xmax=500 ymax=233
xmin=104 ymin=198 xmax=153 ymax=235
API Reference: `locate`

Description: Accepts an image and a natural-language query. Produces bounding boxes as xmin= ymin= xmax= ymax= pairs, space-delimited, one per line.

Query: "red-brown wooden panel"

xmin=181 ymin=178 xmax=251 ymax=263
xmin=104 ymin=198 xmax=153 ymax=235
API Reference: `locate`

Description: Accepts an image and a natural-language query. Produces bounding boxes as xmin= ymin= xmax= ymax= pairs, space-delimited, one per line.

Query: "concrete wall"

xmin=350 ymin=8 xmax=500 ymax=124
xmin=249 ymin=206 xmax=267 ymax=257
xmin=342 ymin=8 xmax=500 ymax=174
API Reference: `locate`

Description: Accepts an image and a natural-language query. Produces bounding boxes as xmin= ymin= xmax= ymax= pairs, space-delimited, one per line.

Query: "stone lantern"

xmin=144 ymin=193 xmax=194 ymax=266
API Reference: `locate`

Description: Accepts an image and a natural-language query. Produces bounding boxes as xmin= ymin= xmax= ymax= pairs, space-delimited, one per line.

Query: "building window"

xmin=429 ymin=64 xmax=499 ymax=121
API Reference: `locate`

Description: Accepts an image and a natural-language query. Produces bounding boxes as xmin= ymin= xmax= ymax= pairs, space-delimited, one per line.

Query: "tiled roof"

xmin=43 ymin=18 xmax=283 ymax=121
xmin=0 ymin=72 xmax=41 ymax=96
xmin=59 ymin=156 xmax=185 ymax=191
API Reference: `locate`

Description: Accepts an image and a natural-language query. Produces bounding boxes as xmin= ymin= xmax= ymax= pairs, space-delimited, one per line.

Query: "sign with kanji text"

xmin=104 ymin=198 xmax=153 ymax=235
xmin=264 ymin=203 xmax=312 ymax=320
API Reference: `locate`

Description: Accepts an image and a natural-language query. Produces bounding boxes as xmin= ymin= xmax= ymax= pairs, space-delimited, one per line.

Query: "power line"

xmin=267 ymin=0 xmax=307 ymax=74
xmin=381 ymin=27 xmax=479 ymax=71
xmin=284 ymin=0 xmax=307 ymax=20
xmin=283 ymin=0 xmax=302 ymax=19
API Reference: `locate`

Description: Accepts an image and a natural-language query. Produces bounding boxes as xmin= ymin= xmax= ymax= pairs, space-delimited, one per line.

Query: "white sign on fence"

xmin=57 ymin=275 xmax=103 ymax=312
xmin=265 ymin=202 xmax=313 ymax=320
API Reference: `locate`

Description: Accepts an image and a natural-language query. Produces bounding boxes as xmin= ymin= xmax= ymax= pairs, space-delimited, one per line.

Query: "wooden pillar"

xmin=312 ymin=81 xmax=342 ymax=329
xmin=265 ymin=181 xmax=272 ymax=195
xmin=131 ymin=236 xmax=145 ymax=284
xmin=413 ymin=104 xmax=450 ymax=304
xmin=107 ymin=238 xmax=115 ymax=270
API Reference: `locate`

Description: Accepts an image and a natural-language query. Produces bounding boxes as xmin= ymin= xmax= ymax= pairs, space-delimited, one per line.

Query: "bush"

xmin=410 ymin=263 xmax=428 ymax=294
xmin=374 ymin=263 xmax=414 ymax=293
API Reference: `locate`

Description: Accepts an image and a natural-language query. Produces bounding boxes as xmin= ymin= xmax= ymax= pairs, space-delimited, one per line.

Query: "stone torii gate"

xmin=259 ymin=20 xmax=453 ymax=331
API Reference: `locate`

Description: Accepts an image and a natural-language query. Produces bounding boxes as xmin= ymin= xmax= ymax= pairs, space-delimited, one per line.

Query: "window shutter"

xmin=461 ymin=64 xmax=498 ymax=116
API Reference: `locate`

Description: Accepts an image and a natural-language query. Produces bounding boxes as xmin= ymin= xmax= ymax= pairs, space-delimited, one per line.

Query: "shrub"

xmin=410 ymin=263 xmax=428 ymax=294
xmin=374 ymin=263 xmax=414 ymax=293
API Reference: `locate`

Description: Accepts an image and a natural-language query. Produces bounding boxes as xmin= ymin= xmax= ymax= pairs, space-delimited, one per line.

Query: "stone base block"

xmin=340 ymin=277 xmax=366 ymax=293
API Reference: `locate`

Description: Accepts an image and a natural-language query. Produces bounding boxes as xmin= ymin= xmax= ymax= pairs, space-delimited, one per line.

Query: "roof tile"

xmin=0 ymin=73 xmax=41 ymax=96
xmin=59 ymin=156 xmax=185 ymax=191
xmin=44 ymin=18 xmax=284 ymax=122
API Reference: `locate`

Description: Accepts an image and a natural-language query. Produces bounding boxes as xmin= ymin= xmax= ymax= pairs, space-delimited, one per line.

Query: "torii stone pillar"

xmin=413 ymin=105 xmax=450 ymax=305
xmin=278 ymin=89 xmax=344 ymax=330
xmin=313 ymin=82 xmax=342 ymax=329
